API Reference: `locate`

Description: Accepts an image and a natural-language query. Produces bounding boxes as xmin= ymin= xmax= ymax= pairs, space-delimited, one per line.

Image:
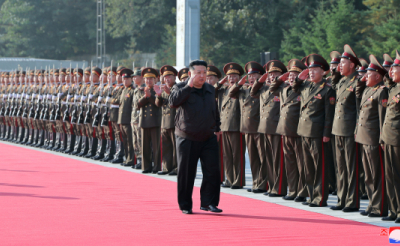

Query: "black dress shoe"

xmin=152 ymin=171 xmax=158 ymax=174
xmin=294 ymin=196 xmax=306 ymax=202
xmin=382 ymin=216 xmax=396 ymax=221
xmin=253 ymin=189 xmax=267 ymax=194
xmin=368 ymin=213 xmax=382 ymax=218
xmin=231 ymin=186 xmax=242 ymax=189
xmin=309 ymin=203 xmax=320 ymax=207
xmin=168 ymin=171 xmax=177 ymax=176
xmin=282 ymin=195 xmax=295 ymax=200
xmin=134 ymin=163 xmax=142 ymax=169
xmin=157 ymin=171 xmax=169 ymax=175
xmin=302 ymin=201 xmax=310 ymax=206
xmin=360 ymin=194 xmax=368 ymax=200
xmin=221 ymin=183 xmax=230 ymax=188
xmin=181 ymin=209 xmax=193 ymax=214
xmin=200 ymin=205 xmax=222 ymax=213
xmin=331 ymin=191 xmax=337 ymax=195
xmin=330 ymin=206 xmax=344 ymax=211
xmin=360 ymin=210 xmax=370 ymax=216
xmin=142 ymin=170 xmax=151 ymax=174
xmin=121 ymin=163 xmax=133 ymax=167
xmin=247 ymin=188 xmax=253 ymax=192
xmin=342 ymin=207 xmax=359 ymax=212
xmin=396 ymin=217 xmax=400 ymax=223
xmin=263 ymin=192 xmax=269 ymax=196
xmin=269 ymin=193 xmax=284 ymax=197
xmin=110 ymin=158 xmax=124 ymax=164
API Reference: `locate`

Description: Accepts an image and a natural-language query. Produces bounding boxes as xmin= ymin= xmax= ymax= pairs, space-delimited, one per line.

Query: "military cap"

xmin=383 ymin=54 xmax=394 ymax=68
xmin=245 ymin=61 xmax=265 ymax=75
xmin=341 ymin=44 xmax=361 ymax=66
xmin=160 ymin=65 xmax=178 ymax=77
xmin=91 ymin=67 xmax=102 ymax=77
xmin=4 ymin=72 xmax=9 ymax=78
xmin=141 ymin=67 xmax=159 ymax=78
xmin=84 ymin=67 xmax=91 ymax=75
xmin=15 ymin=71 xmax=20 ymax=77
xmin=66 ymin=68 xmax=73 ymax=75
xmin=357 ymin=58 xmax=368 ymax=72
xmin=21 ymin=71 xmax=26 ymax=76
xmin=288 ymin=59 xmax=307 ymax=73
xmin=301 ymin=56 xmax=308 ymax=66
xmin=58 ymin=68 xmax=65 ymax=76
xmin=37 ymin=69 xmax=45 ymax=76
xmin=330 ymin=51 xmax=341 ymax=64
xmin=117 ymin=66 xmax=125 ymax=75
xmin=133 ymin=69 xmax=142 ymax=77
xmin=53 ymin=69 xmax=60 ymax=76
xmin=102 ymin=67 xmax=109 ymax=75
xmin=392 ymin=50 xmax=400 ymax=67
xmin=121 ymin=68 xmax=133 ymax=78
xmin=206 ymin=66 xmax=222 ymax=79
xmin=263 ymin=60 xmax=287 ymax=74
xmin=108 ymin=66 xmax=117 ymax=75
xmin=178 ymin=68 xmax=189 ymax=81
xmin=367 ymin=54 xmax=387 ymax=76
xmin=307 ymin=54 xmax=330 ymax=71
xmin=74 ymin=68 xmax=83 ymax=77
xmin=223 ymin=62 xmax=244 ymax=76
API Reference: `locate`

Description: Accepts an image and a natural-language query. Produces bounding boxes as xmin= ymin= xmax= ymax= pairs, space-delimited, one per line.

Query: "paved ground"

xmin=1 ymin=140 xmax=394 ymax=228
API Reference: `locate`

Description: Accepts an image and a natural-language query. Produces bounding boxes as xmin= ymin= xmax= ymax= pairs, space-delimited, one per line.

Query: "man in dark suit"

xmin=169 ymin=59 xmax=222 ymax=214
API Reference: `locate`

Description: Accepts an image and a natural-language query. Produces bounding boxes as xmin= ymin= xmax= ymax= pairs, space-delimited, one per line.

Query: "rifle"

xmin=70 ymin=63 xmax=80 ymax=124
xmin=92 ymin=63 xmax=104 ymax=127
xmin=101 ymin=60 xmax=113 ymax=127
xmin=84 ymin=61 xmax=94 ymax=124
xmin=33 ymin=68 xmax=43 ymax=120
xmin=62 ymin=63 xmax=73 ymax=122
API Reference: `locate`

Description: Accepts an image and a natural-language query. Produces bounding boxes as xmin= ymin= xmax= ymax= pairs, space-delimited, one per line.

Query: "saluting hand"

xmin=153 ymin=84 xmax=162 ymax=96
xmin=187 ymin=74 xmax=199 ymax=88
xmin=298 ymin=69 xmax=309 ymax=81
xmin=218 ymin=76 xmax=228 ymax=85
xmin=258 ymin=73 xmax=269 ymax=83
xmin=238 ymin=75 xmax=248 ymax=86
xmin=360 ymin=74 xmax=367 ymax=82
xmin=278 ymin=72 xmax=290 ymax=82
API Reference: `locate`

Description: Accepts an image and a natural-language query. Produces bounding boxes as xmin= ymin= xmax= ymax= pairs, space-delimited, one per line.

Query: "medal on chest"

xmin=314 ymin=94 xmax=322 ymax=100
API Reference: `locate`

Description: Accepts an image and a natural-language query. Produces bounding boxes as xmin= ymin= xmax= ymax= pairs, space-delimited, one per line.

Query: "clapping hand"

xmin=144 ymin=87 xmax=151 ymax=98
xmin=153 ymin=84 xmax=162 ymax=96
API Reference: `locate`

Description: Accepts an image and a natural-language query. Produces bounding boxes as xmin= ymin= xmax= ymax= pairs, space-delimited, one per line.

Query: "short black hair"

xmin=189 ymin=60 xmax=207 ymax=71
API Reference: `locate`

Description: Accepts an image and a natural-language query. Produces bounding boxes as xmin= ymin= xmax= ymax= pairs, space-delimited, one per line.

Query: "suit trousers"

xmin=218 ymin=136 xmax=225 ymax=183
xmin=245 ymin=133 xmax=267 ymax=190
xmin=131 ymin=123 xmax=142 ymax=158
xmin=361 ymin=144 xmax=387 ymax=216
xmin=327 ymin=137 xmax=337 ymax=192
xmin=283 ymin=136 xmax=308 ymax=198
xmin=222 ymin=131 xmax=246 ymax=187
xmin=120 ymin=124 xmax=135 ymax=165
xmin=335 ymin=136 xmax=360 ymax=209
xmin=112 ymin=121 xmax=121 ymax=142
xmin=161 ymin=128 xmax=177 ymax=173
xmin=176 ymin=135 xmax=221 ymax=210
xmin=141 ymin=127 xmax=161 ymax=172
xmin=264 ymin=134 xmax=287 ymax=195
xmin=103 ymin=122 xmax=113 ymax=140
xmin=385 ymin=144 xmax=400 ymax=218
xmin=302 ymin=137 xmax=329 ymax=206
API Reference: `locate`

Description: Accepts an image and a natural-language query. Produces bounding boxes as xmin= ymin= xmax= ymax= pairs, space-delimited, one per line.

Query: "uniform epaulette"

xmin=326 ymin=83 xmax=332 ymax=87
xmin=380 ymin=86 xmax=386 ymax=89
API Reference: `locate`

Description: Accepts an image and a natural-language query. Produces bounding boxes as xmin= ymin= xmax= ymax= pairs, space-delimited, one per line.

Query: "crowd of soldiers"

xmin=1 ymin=44 xmax=400 ymax=223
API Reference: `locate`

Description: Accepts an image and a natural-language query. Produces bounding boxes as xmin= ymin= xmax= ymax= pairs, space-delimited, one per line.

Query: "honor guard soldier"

xmin=137 ymin=68 xmax=162 ymax=173
xmin=178 ymin=68 xmax=189 ymax=82
xmin=154 ymin=65 xmax=178 ymax=176
xmin=383 ymin=54 xmax=395 ymax=89
xmin=294 ymin=54 xmax=336 ymax=207
xmin=251 ymin=60 xmax=288 ymax=197
xmin=112 ymin=68 xmax=136 ymax=166
xmin=46 ymin=69 xmax=57 ymax=149
xmin=0 ymin=73 xmax=5 ymax=139
xmin=54 ymin=68 xmax=68 ymax=151
xmin=52 ymin=68 xmax=65 ymax=151
xmin=355 ymin=54 xmax=388 ymax=217
xmin=382 ymin=50 xmax=400 ymax=223
xmin=69 ymin=68 xmax=85 ymax=155
xmin=25 ymin=70 xmax=35 ymax=145
xmin=108 ymin=66 xmax=125 ymax=163
xmin=228 ymin=61 xmax=267 ymax=193
xmin=275 ymin=59 xmax=309 ymax=201
xmin=61 ymin=68 xmax=76 ymax=153
xmin=75 ymin=67 xmax=91 ymax=157
xmin=216 ymin=62 xmax=246 ymax=189
xmin=130 ymin=69 xmax=145 ymax=168
xmin=33 ymin=69 xmax=46 ymax=147
xmin=329 ymin=44 xmax=362 ymax=213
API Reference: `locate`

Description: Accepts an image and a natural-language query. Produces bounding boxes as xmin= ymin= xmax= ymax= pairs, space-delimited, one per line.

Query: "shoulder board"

xmin=326 ymin=83 xmax=332 ymax=87
xmin=380 ymin=86 xmax=386 ymax=89
xmin=350 ymin=76 xmax=356 ymax=82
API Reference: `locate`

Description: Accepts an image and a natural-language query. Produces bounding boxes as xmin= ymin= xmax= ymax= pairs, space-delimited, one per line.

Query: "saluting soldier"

xmin=112 ymin=68 xmax=135 ymax=166
xmin=154 ymin=65 xmax=178 ymax=176
xmin=251 ymin=60 xmax=288 ymax=197
xmin=108 ymin=66 xmax=125 ymax=163
xmin=355 ymin=54 xmax=388 ymax=217
xmin=294 ymin=54 xmax=336 ymax=207
xmin=178 ymin=68 xmax=189 ymax=82
xmin=137 ymin=68 xmax=162 ymax=173
xmin=216 ymin=62 xmax=246 ymax=189
xmin=383 ymin=54 xmax=395 ymax=89
xmin=330 ymin=44 xmax=361 ymax=213
xmin=275 ymin=59 xmax=309 ymax=201
xmin=228 ymin=61 xmax=267 ymax=193
xmin=382 ymin=50 xmax=400 ymax=223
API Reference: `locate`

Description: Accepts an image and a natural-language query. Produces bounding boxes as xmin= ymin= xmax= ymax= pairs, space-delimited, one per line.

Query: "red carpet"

xmin=0 ymin=142 xmax=388 ymax=245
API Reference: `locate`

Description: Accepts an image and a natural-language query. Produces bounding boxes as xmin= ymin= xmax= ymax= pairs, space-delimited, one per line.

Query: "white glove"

xmin=89 ymin=94 xmax=93 ymax=100
xmin=66 ymin=95 xmax=71 ymax=100
xmin=26 ymin=95 xmax=30 ymax=99
xmin=105 ymin=96 xmax=111 ymax=103
xmin=32 ymin=93 xmax=36 ymax=98
xmin=74 ymin=95 xmax=80 ymax=101
xmin=98 ymin=96 xmax=103 ymax=101
xmin=57 ymin=93 xmax=63 ymax=97
xmin=52 ymin=96 xmax=57 ymax=101
xmin=81 ymin=96 xmax=87 ymax=101
xmin=38 ymin=95 xmax=43 ymax=100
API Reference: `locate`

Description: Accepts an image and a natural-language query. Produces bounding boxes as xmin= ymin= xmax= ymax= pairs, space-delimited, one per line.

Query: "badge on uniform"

xmin=382 ymin=99 xmax=388 ymax=107
xmin=368 ymin=96 xmax=373 ymax=102
xmin=346 ymin=86 xmax=354 ymax=92
xmin=126 ymin=94 xmax=130 ymax=98
xmin=319 ymin=82 xmax=325 ymax=88
xmin=273 ymin=96 xmax=280 ymax=102
xmin=329 ymin=97 xmax=335 ymax=105
xmin=297 ymin=96 xmax=301 ymax=101
xmin=314 ymin=94 xmax=322 ymax=100
xmin=394 ymin=95 xmax=400 ymax=103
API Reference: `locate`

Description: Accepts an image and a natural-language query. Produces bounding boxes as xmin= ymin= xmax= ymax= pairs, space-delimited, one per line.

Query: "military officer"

xmin=251 ymin=60 xmax=288 ymax=197
xmin=216 ymin=62 xmax=246 ymax=189
xmin=294 ymin=54 xmax=336 ymax=207
xmin=154 ymin=65 xmax=178 ymax=175
xmin=178 ymin=68 xmax=189 ymax=82
xmin=382 ymin=50 xmax=400 ymax=223
xmin=383 ymin=54 xmax=395 ymax=89
xmin=206 ymin=65 xmax=221 ymax=87
xmin=137 ymin=68 xmax=162 ymax=173
xmin=355 ymin=54 xmax=388 ymax=217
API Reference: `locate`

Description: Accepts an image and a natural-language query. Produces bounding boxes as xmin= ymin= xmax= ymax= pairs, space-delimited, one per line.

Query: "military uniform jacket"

xmin=79 ymin=83 xmax=91 ymax=116
xmin=382 ymin=83 xmax=400 ymax=146
xmin=114 ymin=85 xmax=135 ymax=125
xmin=87 ymin=84 xmax=101 ymax=123
xmin=131 ymin=85 xmax=145 ymax=124
xmin=137 ymin=88 xmax=161 ymax=128
xmin=355 ymin=81 xmax=388 ymax=146
xmin=155 ymin=91 xmax=176 ymax=129
xmin=251 ymin=79 xmax=286 ymax=135
xmin=99 ymin=85 xmax=113 ymax=116
xmin=276 ymin=85 xmax=302 ymax=137
xmin=331 ymin=72 xmax=358 ymax=137
xmin=296 ymin=79 xmax=335 ymax=138
xmin=228 ymin=83 xmax=260 ymax=134
xmin=216 ymin=84 xmax=241 ymax=132
xmin=110 ymin=84 xmax=124 ymax=122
